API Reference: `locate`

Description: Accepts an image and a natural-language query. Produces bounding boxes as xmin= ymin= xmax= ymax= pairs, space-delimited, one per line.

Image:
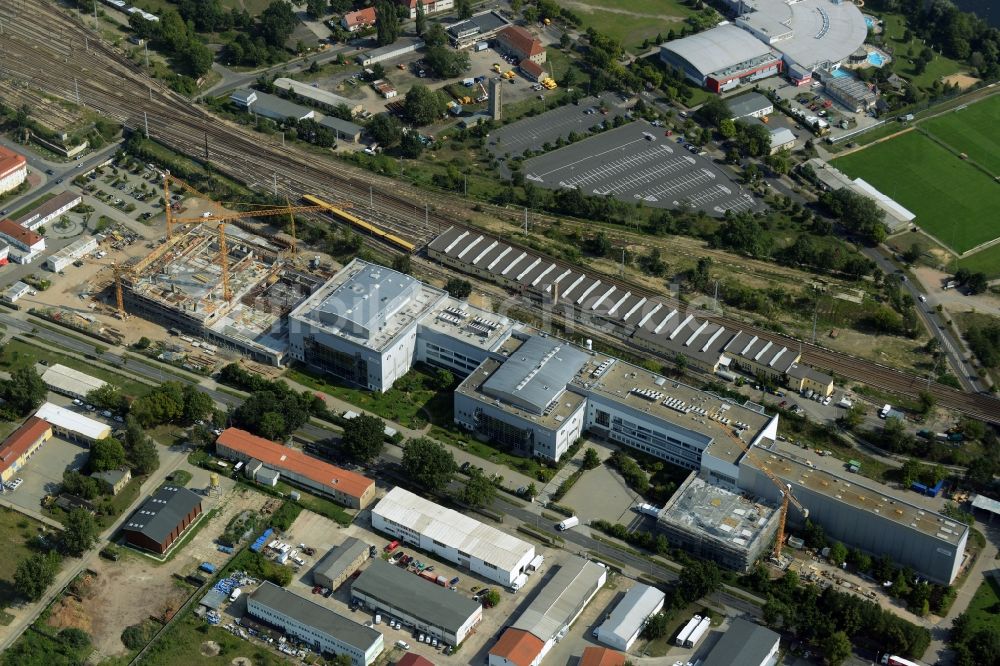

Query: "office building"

xmin=0 ymin=218 xmax=45 ymax=264
xmin=495 ymin=26 xmax=546 ymax=65
xmin=372 ymin=487 xmax=535 ymax=586
xmin=15 ymin=191 xmax=82 ymax=231
xmin=0 ymin=417 xmax=52 ymax=483
xmin=248 ymin=581 xmax=383 ymax=666
xmin=0 ymin=146 xmax=27 ymax=195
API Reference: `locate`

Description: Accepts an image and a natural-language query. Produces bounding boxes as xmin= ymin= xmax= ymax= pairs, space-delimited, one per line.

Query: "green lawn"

xmin=832 ymin=131 xmax=999 ymax=253
xmin=9 ymin=193 xmax=57 ymax=221
xmin=286 ymin=364 xmax=452 ymax=429
xmin=922 ymin=95 xmax=1000 ymax=175
xmin=138 ymin=608 xmax=290 ymax=666
xmin=958 ymin=242 xmax=1000 ymax=278
xmin=964 ymin=575 xmax=1000 ymax=636
xmin=567 ymin=0 xmax=694 ymax=51
xmin=0 ymin=508 xmax=56 ymax=607
xmin=0 ymin=339 xmax=151 ymax=398
xmin=875 ymin=13 xmax=964 ymax=90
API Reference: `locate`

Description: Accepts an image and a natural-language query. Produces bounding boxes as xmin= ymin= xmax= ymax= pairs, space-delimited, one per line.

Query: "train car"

xmin=302 ymin=194 xmax=416 ymax=253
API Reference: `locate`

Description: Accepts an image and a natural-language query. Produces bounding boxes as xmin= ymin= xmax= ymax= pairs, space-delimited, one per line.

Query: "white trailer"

xmin=675 ymin=615 xmax=701 ymax=646
xmin=684 ymin=616 xmax=710 ymax=648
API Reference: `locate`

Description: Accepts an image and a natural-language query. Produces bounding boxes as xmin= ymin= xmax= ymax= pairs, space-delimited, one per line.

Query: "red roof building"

xmin=496 ymin=26 xmax=546 ymax=65
xmin=341 ymin=7 xmax=377 ymax=31
xmin=0 ymin=417 xmax=53 ymax=483
xmin=0 ymin=146 xmax=27 ymax=195
xmin=518 ymin=59 xmax=546 ymax=82
xmin=488 ymin=628 xmax=544 ymax=666
xmin=216 ymin=428 xmax=376 ymax=508
xmin=396 ymin=653 xmax=435 ymax=666
xmin=0 ymin=218 xmax=45 ymax=253
xmin=579 ymin=647 xmax=627 ymax=666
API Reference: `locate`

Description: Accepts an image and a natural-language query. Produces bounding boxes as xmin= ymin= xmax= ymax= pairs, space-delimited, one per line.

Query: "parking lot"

xmin=523 ymin=121 xmax=762 ymax=215
xmin=0 ymin=435 xmax=88 ymax=513
xmin=488 ymin=92 xmax=628 ymax=159
xmin=80 ymin=160 xmax=162 ymax=223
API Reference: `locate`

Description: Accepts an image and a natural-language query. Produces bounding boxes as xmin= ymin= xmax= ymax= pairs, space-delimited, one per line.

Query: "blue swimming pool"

xmin=865 ymin=17 xmax=875 ymax=29
xmin=831 ymin=68 xmax=850 ymax=78
xmin=868 ymin=51 xmax=885 ymax=67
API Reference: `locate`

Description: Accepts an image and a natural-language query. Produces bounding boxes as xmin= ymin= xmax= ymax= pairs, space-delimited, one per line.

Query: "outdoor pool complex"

xmin=868 ymin=51 xmax=886 ymax=66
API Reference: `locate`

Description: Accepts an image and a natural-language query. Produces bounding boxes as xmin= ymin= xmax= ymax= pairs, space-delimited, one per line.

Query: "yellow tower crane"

xmin=715 ymin=423 xmax=808 ymax=561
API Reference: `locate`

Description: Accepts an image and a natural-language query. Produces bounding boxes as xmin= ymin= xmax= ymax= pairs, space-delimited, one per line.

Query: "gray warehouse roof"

xmin=314 ymin=537 xmax=368 ymax=583
xmin=701 ymin=617 xmax=779 ymax=666
xmin=598 ymin=583 xmax=665 ymax=647
xmin=482 ymin=335 xmax=588 ymax=414
xmin=661 ymin=25 xmax=775 ymax=78
xmin=249 ymin=581 xmax=381 ymax=649
xmin=352 ymin=560 xmax=482 ymax=633
xmin=511 ymin=557 xmax=607 ymax=642
xmin=123 ymin=485 xmax=201 ymax=545
xmin=319 ymin=115 xmax=364 ymax=137
xmin=726 ymin=92 xmax=772 ymax=119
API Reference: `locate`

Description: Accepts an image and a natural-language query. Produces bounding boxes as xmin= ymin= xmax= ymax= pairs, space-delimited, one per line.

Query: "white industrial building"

xmin=356 ymin=38 xmax=425 ymax=66
xmin=35 ymin=402 xmax=111 ymax=444
xmin=273 ymin=78 xmax=364 ymax=116
xmin=41 ymin=364 xmax=107 ymax=400
xmin=230 ymin=89 xmax=315 ymax=122
xmin=371 ymin=487 xmax=535 ymax=586
xmin=44 ymin=236 xmax=98 ymax=272
xmin=2 ymin=281 xmax=31 ymax=304
xmin=595 ymin=583 xmax=666 ymax=651
xmin=16 ymin=191 xmax=83 ymax=232
xmin=659 ymin=24 xmax=782 ymax=92
xmin=351 ymin=559 xmax=482 ymax=645
xmin=490 ymin=557 xmax=607 ymax=666
xmin=288 ymin=259 xmax=515 ymax=392
xmin=0 ymin=219 xmax=45 ymax=264
xmin=247 ymin=582 xmax=383 ymax=666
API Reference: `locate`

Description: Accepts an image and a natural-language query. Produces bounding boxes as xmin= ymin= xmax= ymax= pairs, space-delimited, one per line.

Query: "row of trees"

xmin=218 ymin=363 xmax=327 ymax=440
xmin=129 ymin=9 xmax=213 ymax=78
xmin=220 ymin=0 xmax=301 ymax=67
xmin=0 ymin=366 xmax=47 ymax=419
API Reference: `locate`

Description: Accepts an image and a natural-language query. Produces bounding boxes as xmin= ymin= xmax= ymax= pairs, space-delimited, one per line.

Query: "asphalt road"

xmin=861 ymin=246 xmax=983 ymax=393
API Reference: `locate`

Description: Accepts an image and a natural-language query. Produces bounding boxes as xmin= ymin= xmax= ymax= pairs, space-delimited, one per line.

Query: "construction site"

xmin=656 ymin=474 xmax=781 ymax=573
xmin=117 ymin=221 xmax=324 ymax=366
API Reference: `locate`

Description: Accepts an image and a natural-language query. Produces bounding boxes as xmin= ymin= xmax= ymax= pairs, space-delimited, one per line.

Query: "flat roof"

xmin=482 ymin=335 xmax=588 ymax=414
xmin=245 ymin=90 xmax=313 ymax=120
xmin=417 ymin=296 xmax=515 ymax=352
xmin=446 ymin=10 xmax=509 ymax=38
xmin=598 ymin=583 xmax=665 ymax=647
xmin=14 ymin=191 xmax=81 ymax=227
xmin=661 ymin=24 xmax=776 ymax=78
xmin=314 ymin=537 xmax=368 ymax=581
xmin=373 ymin=487 xmax=533 ymax=573
xmin=746 ymin=447 xmax=968 ymax=545
xmin=351 ymin=560 xmax=481 ymax=632
xmin=658 ymin=475 xmax=778 ymax=553
xmin=35 ymin=402 xmax=110 ymax=440
xmin=736 ymin=0 xmax=868 ymax=69
xmin=702 ymin=617 xmax=779 ymax=666
xmin=273 ymin=78 xmax=361 ymax=111
xmin=249 ymin=581 xmax=381 ymax=650
xmin=0 ymin=417 xmax=51 ymax=476
xmin=726 ymin=92 xmax=773 ymax=118
xmin=216 ymin=428 xmax=373 ymax=499
xmin=290 ymin=259 xmax=446 ymax=352
xmin=511 ymin=557 xmax=606 ymax=642
xmin=42 ymin=363 xmax=107 ymax=396
xmin=361 ymin=37 xmax=424 ymax=59
xmin=318 ymin=115 xmax=364 ymax=135
xmin=972 ymin=494 xmax=1000 ymax=516
xmin=123 ymin=485 xmax=201 ymax=545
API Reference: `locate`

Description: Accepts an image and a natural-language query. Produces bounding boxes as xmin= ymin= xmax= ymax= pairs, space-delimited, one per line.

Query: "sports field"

xmin=566 ymin=0 xmax=694 ymax=50
xmin=922 ymin=95 xmax=1000 ymax=175
xmin=832 ymin=130 xmax=999 ymax=254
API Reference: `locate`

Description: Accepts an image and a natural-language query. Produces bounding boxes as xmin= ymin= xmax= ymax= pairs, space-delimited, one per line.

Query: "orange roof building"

xmin=488 ymin=629 xmax=544 ymax=666
xmin=496 ymin=26 xmax=546 ymax=65
xmin=0 ymin=146 xmax=27 ymax=195
xmin=216 ymin=428 xmax=376 ymax=509
xmin=0 ymin=218 xmax=45 ymax=253
xmin=396 ymin=654 xmax=435 ymax=666
xmin=0 ymin=417 xmax=52 ymax=483
xmin=341 ymin=7 xmax=377 ymax=31
xmin=579 ymin=647 xmax=627 ymax=666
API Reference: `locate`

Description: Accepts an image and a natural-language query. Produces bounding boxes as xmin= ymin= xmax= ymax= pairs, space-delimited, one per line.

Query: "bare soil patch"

xmin=201 ymin=640 xmax=222 ymax=656
xmin=941 ymin=73 xmax=980 ymax=89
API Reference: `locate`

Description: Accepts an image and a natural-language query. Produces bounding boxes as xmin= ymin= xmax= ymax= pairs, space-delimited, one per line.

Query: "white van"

xmin=556 ymin=516 xmax=580 ymax=531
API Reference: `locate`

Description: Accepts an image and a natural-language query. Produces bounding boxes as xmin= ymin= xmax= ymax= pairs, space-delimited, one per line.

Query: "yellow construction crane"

xmin=715 ymin=423 xmax=808 ymax=561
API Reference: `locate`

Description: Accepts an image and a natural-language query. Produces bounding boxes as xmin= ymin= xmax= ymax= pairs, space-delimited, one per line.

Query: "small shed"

xmin=257 ymin=467 xmax=280 ymax=487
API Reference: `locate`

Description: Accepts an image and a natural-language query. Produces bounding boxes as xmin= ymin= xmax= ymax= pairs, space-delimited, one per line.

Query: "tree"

xmin=414 ymin=0 xmax=426 ymax=35
xmin=392 ymin=253 xmax=412 ymax=274
xmin=130 ymin=436 xmax=160 ymax=475
xmin=183 ymin=38 xmax=214 ymax=77
xmin=822 ymin=631 xmax=852 ymax=666
xmin=485 ymin=589 xmax=501 ymax=607
xmin=367 ymin=113 xmax=403 ymax=147
xmin=678 ymin=560 xmax=721 ymax=602
xmin=259 ymin=0 xmax=299 ymax=47
xmin=401 ymin=437 xmax=456 ymax=491
xmin=642 ymin=613 xmax=668 ymax=639
xmin=341 ymin=414 xmax=386 ymax=463
xmin=719 ymin=117 xmax=736 ymax=138
xmin=13 ymin=551 xmax=61 ymax=601
xmin=375 ymin=0 xmax=400 ymax=46
xmin=403 ymin=84 xmax=446 ymax=126
xmin=89 ymin=437 xmax=128 ymax=473
xmin=425 ymin=44 xmax=471 ymax=77
xmin=523 ymin=482 xmax=538 ymax=499
xmin=86 ymin=384 xmax=128 ymax=414
xmin=582 ymin=447 xmax=601 ymax=470
xmin=0 ymin=366 xmax=48 ymax=416
xmin=62 ymin=508 xmax=99 ymax=556
xmin=828 ymin=541 xmax=848 ymax=566
xmin=182 ymin=384 xmax=214 ymax=424
xmin=435 ymin=369 xmax=454 ymax=390
xmin=461 ymin=469 xmax=496 ymax=507
xmin=306 ymin=0 xmax=326 ymax=19
xmin=457 ymin=0 xmax=473 ymax=19
xmin=445 ymin=277 xmax=472 ymax=298
xmin=400 ymin=131 xmax=425 ymax=158
xmin=130 ymin=382 xmax=185 ymax=427
xmin=61 ymin=470 xmax=103 ymax=500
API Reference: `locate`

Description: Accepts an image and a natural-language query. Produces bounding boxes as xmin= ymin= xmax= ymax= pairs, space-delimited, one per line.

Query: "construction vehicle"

xmin=492 ymin=63 xmax=501 ymax=73
xmin=715 ymin=423 xmax=808 ymax=561
xmin=503 ymin=70 xmax=515 ymax=80
xmin=476 ymin=80 xmax=489 ymax=103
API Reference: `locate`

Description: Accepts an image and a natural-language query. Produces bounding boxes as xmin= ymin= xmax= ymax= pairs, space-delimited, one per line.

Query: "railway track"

xmin=5 ymin=1 xmax=999 ymax=423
